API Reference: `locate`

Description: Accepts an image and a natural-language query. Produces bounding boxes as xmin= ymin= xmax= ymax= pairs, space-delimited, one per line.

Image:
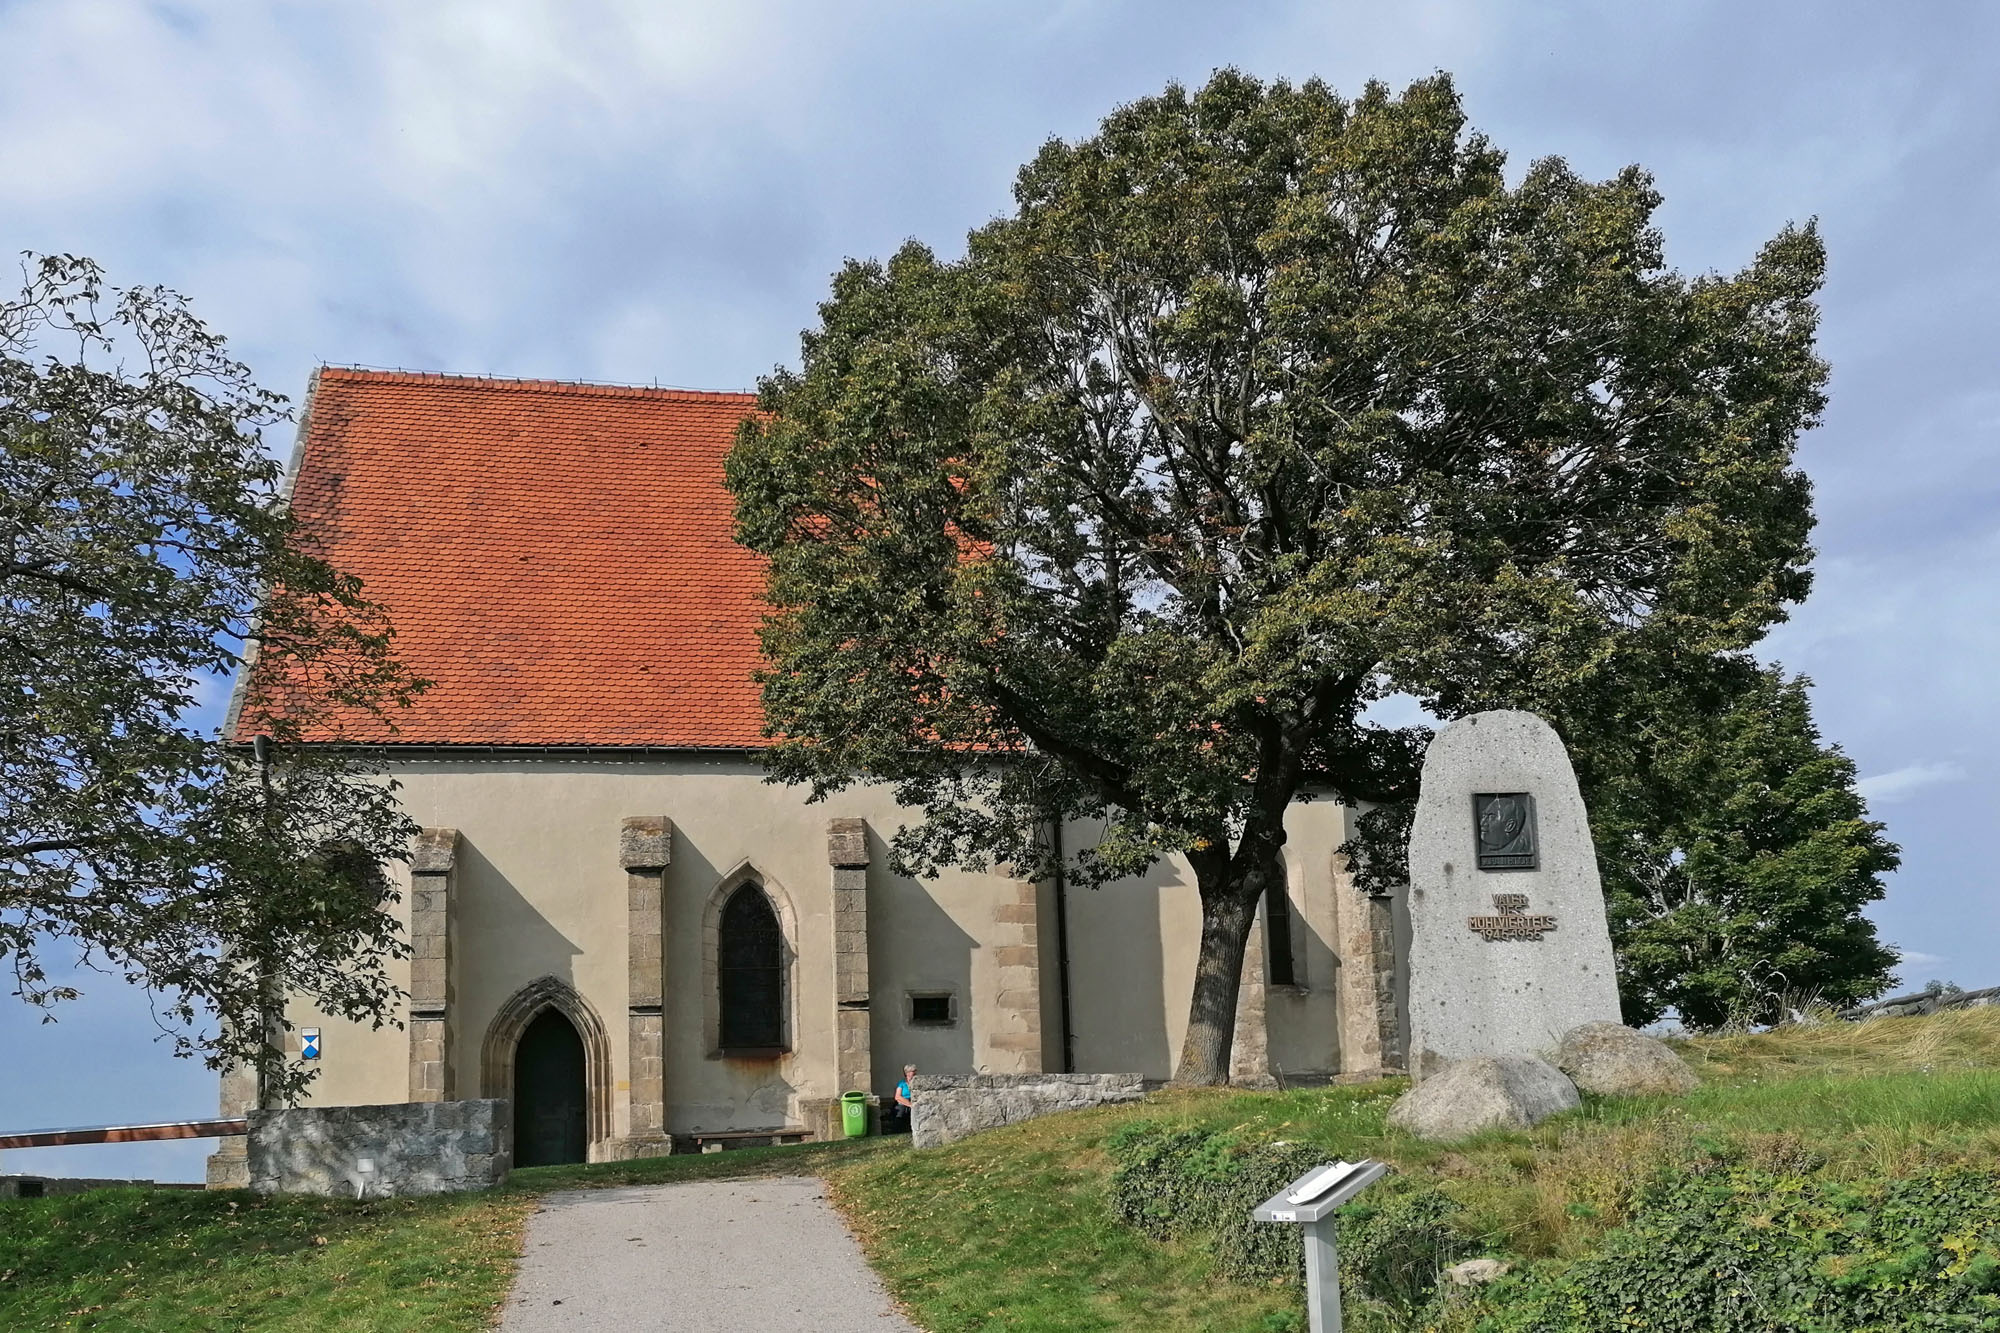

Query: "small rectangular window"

xmin=908 ymin=992 xmax=955 ymax=1027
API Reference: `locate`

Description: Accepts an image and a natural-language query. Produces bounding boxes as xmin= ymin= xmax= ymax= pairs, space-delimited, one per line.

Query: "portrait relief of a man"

xmin=1473 ymin=793 xmax=1538 ymax=870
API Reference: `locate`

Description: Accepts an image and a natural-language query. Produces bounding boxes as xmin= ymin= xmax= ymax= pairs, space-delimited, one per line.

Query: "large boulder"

xmin=1552 ymin=1022 xmax=1699 ymax=1097
xmin=1387 ymin=1055 xmax=1580 ymax=1142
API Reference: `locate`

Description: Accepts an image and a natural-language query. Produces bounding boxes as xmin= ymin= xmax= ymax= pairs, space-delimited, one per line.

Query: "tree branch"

xmin=0 ymin=560 xmax=113 ymax=600
xmin=987 ymin=678 xmax=1143 ymax=811
xmin=4 ymin=835 xmax=110 ymax=858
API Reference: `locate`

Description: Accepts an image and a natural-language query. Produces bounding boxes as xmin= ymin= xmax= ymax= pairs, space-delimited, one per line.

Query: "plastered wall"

xmin=282 ymin=756 xmax=1371 ymax=1144
xmin=1059 ymin=795 xmax=1366 ymax=1081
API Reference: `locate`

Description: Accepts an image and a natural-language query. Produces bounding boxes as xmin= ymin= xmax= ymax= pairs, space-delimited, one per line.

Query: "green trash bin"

xmin=840 ymin=1091 xmax=870 ymax=1138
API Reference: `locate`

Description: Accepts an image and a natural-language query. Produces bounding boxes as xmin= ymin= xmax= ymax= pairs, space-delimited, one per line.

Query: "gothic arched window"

xmin=718 ymin=883 xmax=785 ymax=1050
xmin=1264 ymin=880 xmax=1298 ymax=987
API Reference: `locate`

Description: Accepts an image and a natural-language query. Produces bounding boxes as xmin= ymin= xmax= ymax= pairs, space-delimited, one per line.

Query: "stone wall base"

xmin=607 ymin=1136 xmax=677 ymax=1161
xmin=248 ymin=1099 xmax=510 ymax=1197
xmin=205 ymin=1136 xmax=250 ymax=1189
xmin=910 ymin=1072 xmax=1144 ymax=1149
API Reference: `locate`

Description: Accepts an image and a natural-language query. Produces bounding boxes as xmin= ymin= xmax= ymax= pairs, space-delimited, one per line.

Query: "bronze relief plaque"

xmin=1473 ymin=792 xmax=1538 ymax=871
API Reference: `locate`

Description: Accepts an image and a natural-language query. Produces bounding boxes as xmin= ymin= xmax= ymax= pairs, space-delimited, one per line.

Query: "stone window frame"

xmin=904 ymin=989 xmax=958 ymax=1028
xmin=479 ymin=974 xmax=615 ymax=1155
xmin=702 ymin=861 xmax=799 ymax=1059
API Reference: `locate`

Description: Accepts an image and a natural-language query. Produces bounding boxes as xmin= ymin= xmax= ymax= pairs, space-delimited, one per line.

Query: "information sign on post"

xmin=1251 ymin=1158 xmax=1389 ymax=1333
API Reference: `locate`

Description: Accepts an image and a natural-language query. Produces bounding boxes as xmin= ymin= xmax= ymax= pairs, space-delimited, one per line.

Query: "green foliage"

xmin=1340 ymin=801 xmax=1415 ymax=899
xmin=1564 ymin=654 xmax=1899 ymax=1029
xmin=1107 ymin=1120 xmax=1470 ymax=1325
xmin=1 ymin=254 xmax=427 ymax=1099
xmin=1109 ymin=1121 xmax=1322 ymax=1280
xmin=1480 ymin=1167 xmax=2000 ymax=1332
xmin=1338 ymin=1190 xmax=1475 ymax=1330
xmin=727 ymin=68 xmax=1828 ymax=1080
xmin=1107 ymin=1123 xmax=1257 ymax=1239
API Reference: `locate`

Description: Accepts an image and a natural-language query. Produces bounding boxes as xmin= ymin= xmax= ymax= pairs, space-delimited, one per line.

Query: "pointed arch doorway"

xmin=483 ymin=976 xmax=614 ymax=1165
xmin=514 ymin=1009 xmax=587 ymax=1166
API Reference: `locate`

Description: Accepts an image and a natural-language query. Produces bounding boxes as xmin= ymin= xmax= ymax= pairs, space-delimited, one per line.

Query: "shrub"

xmin=1204 ymin=1141 xmax=1345 ymax=1283
xmin=1107 ymin=1122 xmax=1471 ymax=1323
xmin=1481 ymin=1167 xmax=2000 ymax=1332
xmin=1337 ymin=1189 xmax=1474 ymax=1329
xmin=1106 ymin=1123 xmax=1272 ymax=1242
xmin=1108 ymin=1121 xmax=1325 ymax=1276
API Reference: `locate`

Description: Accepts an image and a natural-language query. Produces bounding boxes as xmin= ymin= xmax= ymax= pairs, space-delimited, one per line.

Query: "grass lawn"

xmin=0 ymin=1186 xmax=529 ymax=1333
xmin=0 ymin=1137 xmax=898 ymax=1332
xmin=3 ymin=1008 xmax=1995 ymax=1331
xmin=830 ymin=1100 xmax=1306 ymax=1332
xmin=825 ymin=1007 xmax=2000 ymax=1331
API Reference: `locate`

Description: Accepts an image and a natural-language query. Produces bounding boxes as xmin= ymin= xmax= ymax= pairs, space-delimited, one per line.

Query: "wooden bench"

xmin=684 ymin=1128 xmax=812 ymax=1154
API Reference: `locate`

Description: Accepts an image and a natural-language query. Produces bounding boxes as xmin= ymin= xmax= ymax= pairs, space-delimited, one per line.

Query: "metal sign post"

xmin=1251 ymin=1158 xmax=1390 ymax=1333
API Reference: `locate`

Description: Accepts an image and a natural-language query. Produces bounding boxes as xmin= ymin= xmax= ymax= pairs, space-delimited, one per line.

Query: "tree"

xmin=1567 ymin=655 xmax=1898 ymax=1028
xmin=727 ymin=71 xmax=1826 ymax=1083
xmin=1 ymin=254 xmax=425 ymax=1102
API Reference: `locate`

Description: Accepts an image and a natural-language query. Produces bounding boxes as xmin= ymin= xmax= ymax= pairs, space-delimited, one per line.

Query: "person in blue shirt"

xmin=885 ymin=1064 xmax=916 ymax=1134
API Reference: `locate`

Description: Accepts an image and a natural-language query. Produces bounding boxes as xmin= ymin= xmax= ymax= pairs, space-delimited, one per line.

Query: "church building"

xmin=209 ymin=367 xmax=1398 ymax=1180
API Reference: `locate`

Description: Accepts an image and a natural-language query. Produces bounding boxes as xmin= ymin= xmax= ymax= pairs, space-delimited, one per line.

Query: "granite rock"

xmin=1387 ymin=1055 xmax=1579 ymax=1142
xmin=1447 ymin=1259 xmax=1513 ymax=1286
xmin=1406 ymin=711 xmax=1623 ymax=1070
xmin=1552 ymin=1022 xmax=1698 ymax=1097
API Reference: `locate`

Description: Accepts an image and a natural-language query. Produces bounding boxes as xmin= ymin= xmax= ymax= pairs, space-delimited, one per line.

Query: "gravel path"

xmin=498 ymin=1175 xmax=922 ymax=1332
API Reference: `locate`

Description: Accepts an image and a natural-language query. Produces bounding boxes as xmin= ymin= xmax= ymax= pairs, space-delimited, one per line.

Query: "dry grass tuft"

xmin=1676 ymin=1002 xmax=2000 ymax=1082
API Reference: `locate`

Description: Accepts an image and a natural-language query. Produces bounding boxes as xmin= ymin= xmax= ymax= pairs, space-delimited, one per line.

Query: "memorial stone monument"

xmin=1405 ymin=710 xmax=1622 ymax=1075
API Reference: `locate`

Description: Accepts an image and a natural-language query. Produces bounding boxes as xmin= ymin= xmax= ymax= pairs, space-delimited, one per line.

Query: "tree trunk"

xmin=1173 ymin=834 xmax=1291 ymax=1086
xmin=1171 ymin=885 xmax=1257 ymax=1085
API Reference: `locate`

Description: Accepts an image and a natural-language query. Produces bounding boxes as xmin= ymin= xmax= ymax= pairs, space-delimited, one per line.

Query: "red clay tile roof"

xmin=254 ymin=367 xmax=769 ymax=747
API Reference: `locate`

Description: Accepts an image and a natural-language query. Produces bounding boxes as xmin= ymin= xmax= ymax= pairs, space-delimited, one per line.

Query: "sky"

xmin=2 ymin=0 xmax=1995 ymax=1181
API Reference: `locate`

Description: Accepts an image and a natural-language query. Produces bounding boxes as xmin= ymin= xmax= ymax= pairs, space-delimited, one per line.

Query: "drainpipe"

xmin=1050 ymin=817 xmax=1076 ymax=1074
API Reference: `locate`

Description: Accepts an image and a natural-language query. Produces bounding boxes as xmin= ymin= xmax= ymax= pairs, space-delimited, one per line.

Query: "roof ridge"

xmin=317 ymin=364 xmax=758 ymax=402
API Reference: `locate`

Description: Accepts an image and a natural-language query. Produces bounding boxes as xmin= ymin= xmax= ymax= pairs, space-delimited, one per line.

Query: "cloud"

xmin=1889 ymin=949 xmax=1953 ymax=992
xmin=1856 ymin=762 xmax=1966 ymax=804
xmin=1361 ymin=693 xmax=1439 ymax=731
